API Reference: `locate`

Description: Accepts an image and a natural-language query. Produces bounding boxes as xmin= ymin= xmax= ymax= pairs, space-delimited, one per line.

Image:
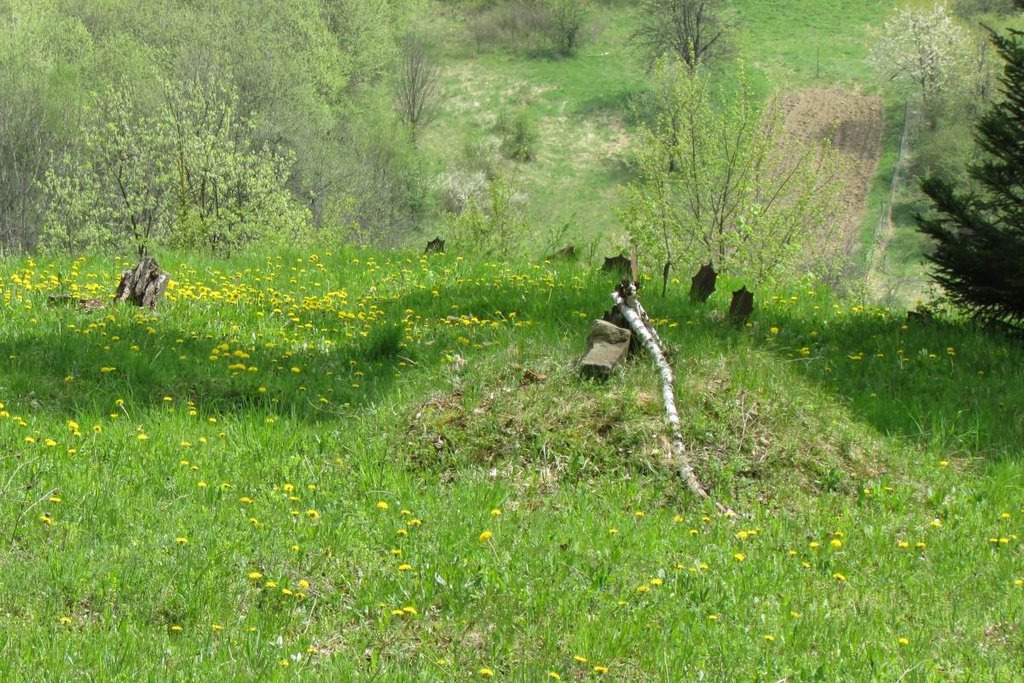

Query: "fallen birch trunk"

xmin=611 ymin=281 xmax=727 ymax=513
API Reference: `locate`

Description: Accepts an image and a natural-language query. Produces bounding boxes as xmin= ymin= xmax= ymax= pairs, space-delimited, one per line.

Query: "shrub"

xmin=495 ymin=108 xmax=540 ymax=162
xmin=436 ymin=170 xmax=489 ymax=215
xmin=466 ymin=0 xmax=590 ymax=58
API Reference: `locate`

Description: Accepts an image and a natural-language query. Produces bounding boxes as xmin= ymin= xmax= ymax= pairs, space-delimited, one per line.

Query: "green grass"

xmin=2 ymin=249 xmax=1023 ymax=680
xmin=418 ymin=0 xmax=900 ymax=251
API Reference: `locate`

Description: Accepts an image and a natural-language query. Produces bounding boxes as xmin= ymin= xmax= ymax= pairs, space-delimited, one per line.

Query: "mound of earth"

xmin=403 ymin=356 xmax=888 ymax=503
xmin=782 ymin=88 xmax=884 ymax=271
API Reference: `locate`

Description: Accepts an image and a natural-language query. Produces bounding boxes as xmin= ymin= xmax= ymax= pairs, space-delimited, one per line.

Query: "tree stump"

xmin=728 ymin=287 xmax=754 ymax=325
xmin=689 ymin=262 xmax=717 ymax=302
xmin=580 ymin=320 xmax=632 ymax=380
xmin=425 ymin=237 xmax=445 ymax=254
xmin=114 ymin=258 xmax=169 ymax=309
xmin=601 ymin=254 xmax=631 ymax=277
xmin=549 ymin=244 xmax=576 ymax=260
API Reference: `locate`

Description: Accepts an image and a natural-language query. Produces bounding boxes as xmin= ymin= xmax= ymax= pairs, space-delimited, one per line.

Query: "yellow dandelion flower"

xmin=734 ymin=553 xmax=746 ymax=562
xmin=375 ymin=501 xmax=389 ymax=510
xmin=478 ymin=667 xmax=494 ymax=678
xmin=305 ymin=509 xmax=320 ymax=520
xmin=594 ymin=665 xmax=609 ymax=674
xmin=897 ymin=637 xmax=909 ymax=646
xmin=763 ymin=634 xmax=776 ymax=642
xmin=398 ymin=563 xmax=412 ymax=571
xmin=490 ymin=508 xmax=502 ymax=516
xmin=479 ymin=530 xmax=493 ymax=542
xmin=830 ymin=539 xmax=843 ymax=549
xmin=175 ymin=537 xmax=188 ymax=545
xmin=59 ymin=616 xmax=72 ymax=625
xmin=548 ymin=673 xmax=561 ymax=680
xmin=573 ymin=655 xmax=588 ymax=663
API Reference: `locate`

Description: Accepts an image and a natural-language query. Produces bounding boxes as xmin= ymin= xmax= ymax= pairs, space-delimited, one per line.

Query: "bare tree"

xmin=629 ymin=0 xmax=734 ymax=71
xmin=394 ymin=35 xmax=440 ymax=142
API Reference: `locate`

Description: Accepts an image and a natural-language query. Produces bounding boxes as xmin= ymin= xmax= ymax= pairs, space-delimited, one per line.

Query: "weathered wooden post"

xmin=689 ymin=262 xmax=717 ymax=302
xmin=728 ymin=287 xmax=754 ymax=325
xmin=424 ymin=237 xmax=445 ymax=254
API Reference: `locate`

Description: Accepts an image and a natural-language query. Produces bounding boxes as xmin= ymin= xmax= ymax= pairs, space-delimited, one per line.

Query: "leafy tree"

xmin=868 ymin=4 xmax=970 ymax=110
xmin=916 ymin=15 xmax=1024 ymax=328
xmin=41 ymin=80 xmax=306 ymax=255
xmin=629 ymin=0 xmax=734 ymax=70
xmin=621 ymin=64 xmax=843 ymax=294
xmin=0 ymin=1 xmax=89 ymax=252
xmin=394 ymin=34 xmax=440 ymax=142
xmin=445 ymin=176 xmax=531 ymax=256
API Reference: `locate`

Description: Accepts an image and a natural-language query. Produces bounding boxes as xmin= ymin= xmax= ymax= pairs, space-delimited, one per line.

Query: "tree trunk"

xmin=611 ymin=281 xmax=728 ymax=513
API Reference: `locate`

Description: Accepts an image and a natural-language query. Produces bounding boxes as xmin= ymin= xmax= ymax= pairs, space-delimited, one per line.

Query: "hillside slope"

xmin=1 ymin=250 xmax=1022 ymax=680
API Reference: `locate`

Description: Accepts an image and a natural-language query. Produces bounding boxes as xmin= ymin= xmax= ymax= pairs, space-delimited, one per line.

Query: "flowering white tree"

xmin=868 ymin=4 xmax=970 ymax=108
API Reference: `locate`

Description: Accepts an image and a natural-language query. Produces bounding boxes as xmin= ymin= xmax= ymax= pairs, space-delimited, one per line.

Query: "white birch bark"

xmin=612 ymin=283 xmax=727 ymax=513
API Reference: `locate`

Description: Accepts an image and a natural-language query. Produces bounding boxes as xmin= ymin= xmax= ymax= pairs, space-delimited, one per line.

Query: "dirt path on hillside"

xmin=781 ymin=88 xmax=884 ymax=278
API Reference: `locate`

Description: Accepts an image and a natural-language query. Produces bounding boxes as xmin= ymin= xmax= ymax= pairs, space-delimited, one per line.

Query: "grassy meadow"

xmin=2 ymin=251 xmax=1023 ymax=681
xmin=420 ymin=0 xmax=902 ymax=253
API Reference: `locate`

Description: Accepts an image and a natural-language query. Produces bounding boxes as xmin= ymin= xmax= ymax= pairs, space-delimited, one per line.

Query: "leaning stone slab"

xmin=580 ymin=319 xmax=632 ymax=379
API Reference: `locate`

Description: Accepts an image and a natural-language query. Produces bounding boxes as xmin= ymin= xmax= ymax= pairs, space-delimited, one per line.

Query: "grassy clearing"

xmin=420 ymin=1 xmax=899 ymax=252
xmin=2 ymin=250 xmax=1022 ymax=680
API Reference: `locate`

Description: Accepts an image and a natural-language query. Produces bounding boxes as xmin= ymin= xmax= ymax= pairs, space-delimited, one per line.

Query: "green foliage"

xmin=465 ymin=0 xmax=591 ymax=58
xmin=629 ymin=0 xmax=735 ymax=70
xmin=40 ymin=81 xmax=307 ymax=256
xmin=495 ymin=107 xmax=540 ymax=162
xmin=2 ymin=249 xmax=1024 ymax=678
xmin=334 ymin=111 xmax=430 ymax=247
xmin=622 ymin=63 xmax=844 ymax=289
xmin=917 ymin=24 xmax=1024 ymax=329
xmin=445 ymin=176 xmax=532 ymax=255
xmin=0 ymin=0 xmax=426 ymax=253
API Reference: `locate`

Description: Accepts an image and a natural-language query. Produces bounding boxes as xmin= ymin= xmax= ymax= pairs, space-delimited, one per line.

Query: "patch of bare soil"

xmin=781 ymin=88 xmax=884 ymax=272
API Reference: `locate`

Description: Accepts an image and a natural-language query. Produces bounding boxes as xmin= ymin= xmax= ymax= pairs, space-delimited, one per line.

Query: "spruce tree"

xmin=916 ymin=10 xmax=1024 ymax=328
